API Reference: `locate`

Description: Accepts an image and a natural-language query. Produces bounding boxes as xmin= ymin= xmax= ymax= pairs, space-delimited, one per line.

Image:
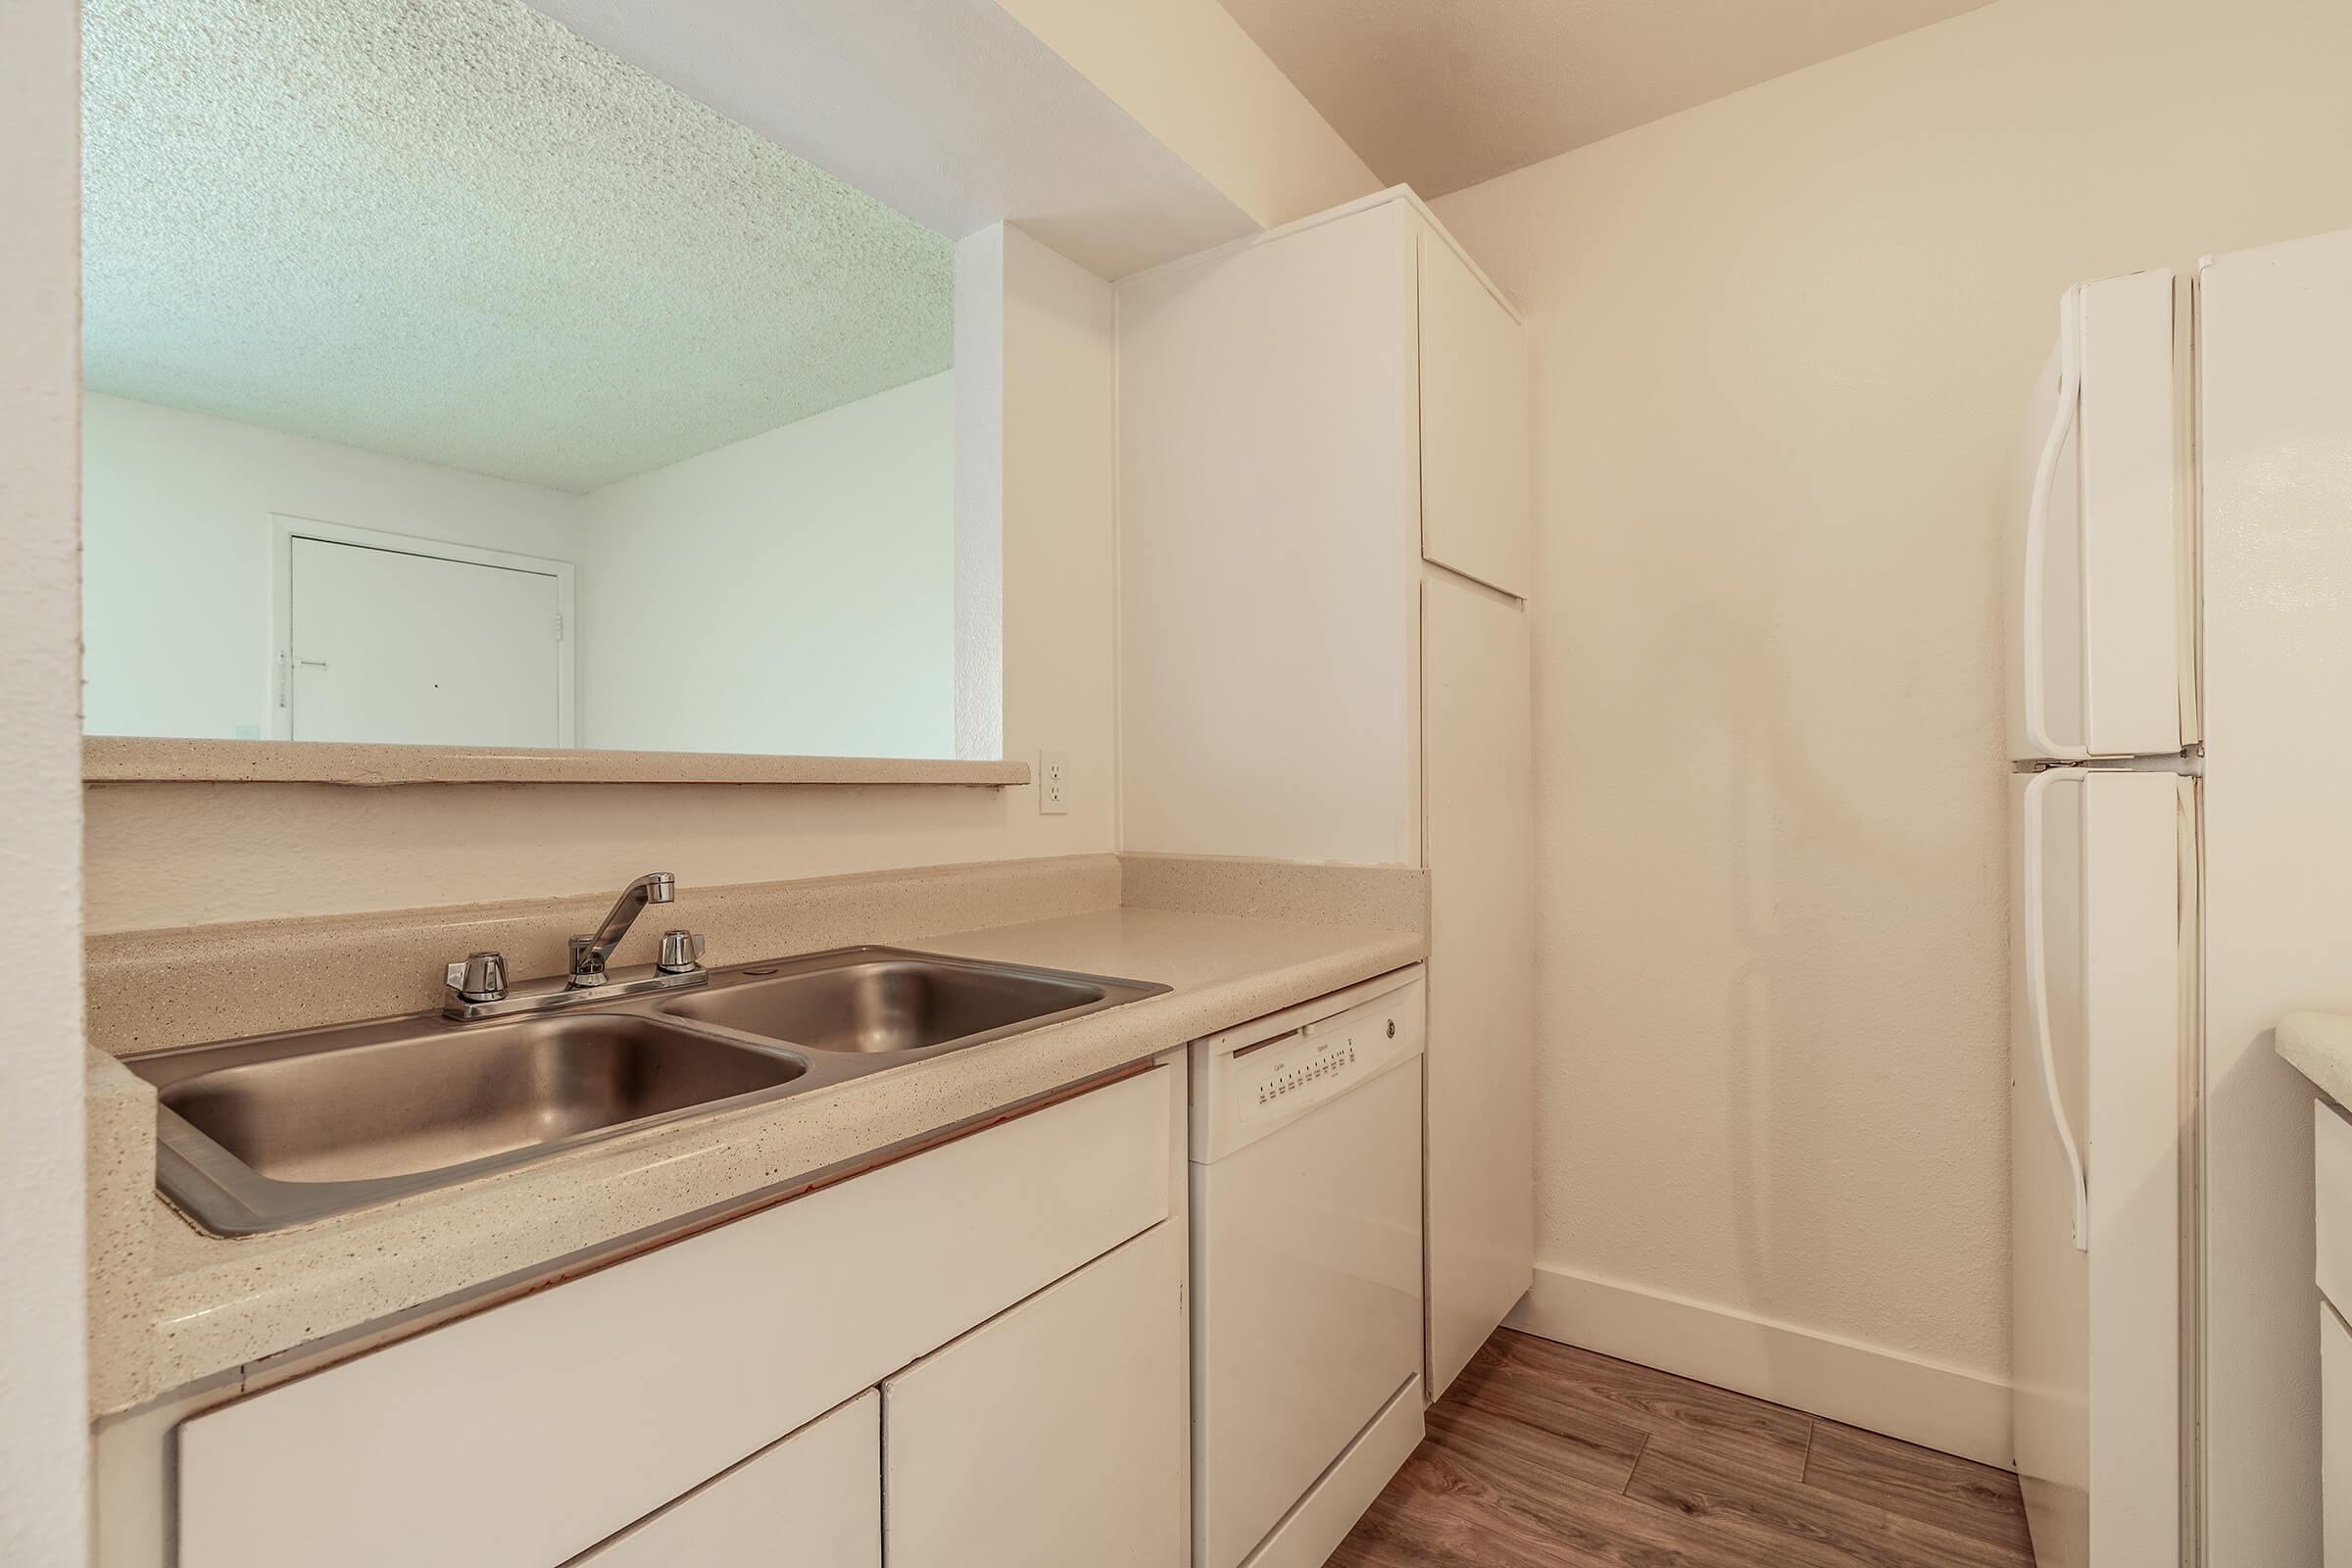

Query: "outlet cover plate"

xmin=1038 ymin=750 xmax=1070 ymax=814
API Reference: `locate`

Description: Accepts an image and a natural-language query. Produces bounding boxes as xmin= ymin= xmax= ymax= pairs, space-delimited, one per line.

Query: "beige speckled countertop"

xmin=87 ymin=856 xmax=1426 ymax=1417
xmin=2278 ymin=1011 xmax=2352 ymax=1106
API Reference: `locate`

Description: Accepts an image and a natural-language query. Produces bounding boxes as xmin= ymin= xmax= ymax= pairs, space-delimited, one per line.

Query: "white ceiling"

xmin=1213 ymin=0 xmax=1997 ymax=197
xmin=81 ymin=0 xmax=956 ymax=493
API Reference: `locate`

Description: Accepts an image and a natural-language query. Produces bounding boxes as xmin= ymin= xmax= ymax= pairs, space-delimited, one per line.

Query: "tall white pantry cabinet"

xmin=1117 ymin=189 xmax=1537 ymax=1397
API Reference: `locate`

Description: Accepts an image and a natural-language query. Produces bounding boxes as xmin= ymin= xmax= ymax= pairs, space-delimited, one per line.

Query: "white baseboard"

xmin=1505 ymin=1263 xmax=2016 ymax=1470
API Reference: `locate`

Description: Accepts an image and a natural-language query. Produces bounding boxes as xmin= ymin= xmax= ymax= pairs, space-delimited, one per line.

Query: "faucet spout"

xmin=568 ymin=872 xmax=676 ymax=988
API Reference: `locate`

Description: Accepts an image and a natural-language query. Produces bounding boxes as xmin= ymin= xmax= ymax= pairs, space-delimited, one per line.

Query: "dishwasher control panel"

xmin=1191 ymin=970 xmax=1425 ymax=1161
xmin=1240 ymin=1024 xmax=1369 ymax=1122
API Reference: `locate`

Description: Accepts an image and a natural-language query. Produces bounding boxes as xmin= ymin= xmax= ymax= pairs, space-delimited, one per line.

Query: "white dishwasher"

xmin=1191 ymin=965 xmax=1427 ymax=1568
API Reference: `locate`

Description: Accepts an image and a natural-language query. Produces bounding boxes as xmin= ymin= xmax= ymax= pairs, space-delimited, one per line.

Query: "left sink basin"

xmin=125 ymin=1012 xmax=816 ymax=1236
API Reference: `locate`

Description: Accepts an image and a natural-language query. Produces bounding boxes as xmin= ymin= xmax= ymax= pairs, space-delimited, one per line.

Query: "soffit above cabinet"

xmin=526 ymin=0 xmax=1261 ymax=279
xmin=1213 ymin=0 xmax=1996 ymax=196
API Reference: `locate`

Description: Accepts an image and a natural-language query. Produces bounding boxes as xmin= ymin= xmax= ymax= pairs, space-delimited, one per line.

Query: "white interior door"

xmin=285 ymin=531 xmax=568 ymax=747
xmin=2009 ymin=767 xmax=2187 ymax=1568
xmin=2006 ymin=270 xmax=2185 ymax=762
xmin=1421 ymin=570 xmax=1536 ymax=1397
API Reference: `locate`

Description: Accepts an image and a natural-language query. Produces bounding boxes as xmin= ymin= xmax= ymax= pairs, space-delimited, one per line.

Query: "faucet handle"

xmin=445 ymin=951 xmax=508 ymax=1004
xmin=657 ymin=930 xmax=708 ymax=975
xmin=567 ymin=933 xmax=609 ymax=988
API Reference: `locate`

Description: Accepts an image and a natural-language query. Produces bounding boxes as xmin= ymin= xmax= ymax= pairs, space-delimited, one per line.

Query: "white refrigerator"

xmin=2008 ymin=225 xmax=2352 ymax=1568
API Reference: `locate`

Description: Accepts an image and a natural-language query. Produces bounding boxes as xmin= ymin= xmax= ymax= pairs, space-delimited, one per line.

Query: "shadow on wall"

xmin=1666 ymin=459 xmax=2016 ymax=1356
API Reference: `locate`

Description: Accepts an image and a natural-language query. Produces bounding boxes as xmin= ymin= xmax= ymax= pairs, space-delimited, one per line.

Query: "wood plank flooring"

xmin=1327 ymin=1330 xmax=2035 ymax=1568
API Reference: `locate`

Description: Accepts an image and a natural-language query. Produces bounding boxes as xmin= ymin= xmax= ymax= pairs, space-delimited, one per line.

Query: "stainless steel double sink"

xmin=124 ymin=948 xmax=1168 ymax=1236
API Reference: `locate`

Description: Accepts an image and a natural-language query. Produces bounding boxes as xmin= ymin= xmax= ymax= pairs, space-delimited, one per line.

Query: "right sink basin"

xmin=660 ymin=948 xmax=1168 ymax=1056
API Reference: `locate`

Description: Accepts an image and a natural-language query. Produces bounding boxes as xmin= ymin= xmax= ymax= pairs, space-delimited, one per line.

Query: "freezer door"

xmin=2009 ymin=768 xmax=2190 ymax=1568
xmin=2006 ymin=270 xmax=2190 ymax=761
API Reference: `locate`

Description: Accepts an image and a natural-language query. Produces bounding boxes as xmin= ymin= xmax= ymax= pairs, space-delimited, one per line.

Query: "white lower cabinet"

xmin=885 ymin=1221 xmax=1188 ymax=1568
xmin=575 ymin=1393 xmax=879 ymax=1568
xmin=2320 ymin=1100 xmax=2352 ymax=1314
xmin=2325 ymin=1100 xmax=2352 ymax=1567
xmin=165 ymin=1065 xmax=1181 ymax=1568
xmin=2326 ymin=1305 xmax=2352 ymax=1568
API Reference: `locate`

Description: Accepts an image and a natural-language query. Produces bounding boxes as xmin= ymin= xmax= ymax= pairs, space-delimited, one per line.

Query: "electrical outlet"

xmin=1038 ymin=750 xmax=1071 ymax=815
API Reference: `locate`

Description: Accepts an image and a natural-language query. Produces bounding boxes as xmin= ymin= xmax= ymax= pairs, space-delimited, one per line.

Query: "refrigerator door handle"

xmin=2022 ymin=768 xmax=2090 ymax=1251
xmin=2021 ymin=289 xmax=2089 ymax=762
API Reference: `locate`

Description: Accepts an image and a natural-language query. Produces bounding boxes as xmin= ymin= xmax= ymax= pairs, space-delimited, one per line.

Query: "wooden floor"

xmin=1327 ymin=1330 xmax=2035 ymax=1568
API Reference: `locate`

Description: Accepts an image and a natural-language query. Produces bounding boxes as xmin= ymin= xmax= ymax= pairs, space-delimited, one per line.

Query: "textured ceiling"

xmin=1213 ymin=0 xmax=1997 ymax=197
xmin=82 ymin=0 xmax=955 ymax=493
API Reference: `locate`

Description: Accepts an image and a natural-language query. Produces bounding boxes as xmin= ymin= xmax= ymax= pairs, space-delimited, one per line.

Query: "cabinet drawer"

xmin=178 ymin=1066 xmax=1173 ymax=1568
xmin=2318 ymin=1100 xmax=2352 ymax=1315
xmin=576 ymin=1392 xmax=878 ymax=1568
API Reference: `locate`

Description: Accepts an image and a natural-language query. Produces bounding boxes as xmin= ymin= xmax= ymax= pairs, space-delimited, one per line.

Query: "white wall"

xmin=0 ymin=0 xmax=89 ymax=1558
xmin=81 ymin=393 xmax=581 ymax=739
xmin=82 ymin=224 xmax=1115 ymax=931
xmin=84 ymin=380 xmax=961 ymax=758
xmin=953 ymin=230 xmax=1008 ymax=761
xmin=580 ymin=371 xmax=954 ymax=758
xmin=1432 ymin=0 xmax=2352 ymax=1445
xmin=996 ymin=223 xmax=1117 ymax=834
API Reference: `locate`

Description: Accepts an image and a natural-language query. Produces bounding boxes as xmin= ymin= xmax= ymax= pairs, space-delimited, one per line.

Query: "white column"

xmin=0 ymin=0 xmax=92 ymax=1558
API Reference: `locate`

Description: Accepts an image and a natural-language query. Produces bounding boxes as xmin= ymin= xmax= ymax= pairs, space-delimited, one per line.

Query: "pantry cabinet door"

xmin=884 ymin=1223 xmax=1186 ymax=1568
xmin=575 ymin=1393 xmax=878 ymax=1568
xmin=1417 ymin=226 xmax=1531 ymax=598
xmin=1422 ymin=570 xmax=1536 ymax=1397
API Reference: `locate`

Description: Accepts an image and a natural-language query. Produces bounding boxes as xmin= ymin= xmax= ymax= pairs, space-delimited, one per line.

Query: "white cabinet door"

xmin=287 ymin=532 xmax=567 ymax=747
xmin=2328 ymin=1304 xmax=2352 ymax=1568
xmin=2322 ymin=1101 xmax=2352 ymax=1320
xmin=576 ymin=1393 xmax=878 ymax=1568
xmin=1116 ymin=200 xmax=1420 ymax=866
xmin=884 ymin=1223 xmax=1187 ymax=1568
xmin=1417 ymin=226 xmax=1530 ymax=599
xmin=176 ymin=1068 xmax=1171 ymax=1568
xmin=1421 ymin=572 xmax=1535 ymax=1396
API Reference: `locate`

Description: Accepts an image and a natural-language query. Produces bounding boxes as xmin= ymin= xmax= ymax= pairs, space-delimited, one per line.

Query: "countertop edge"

xmin=2278 ymin=1010 xmax=2352 ymax=1108
xmin=83 ymin=736 xmax=1031 ymax=788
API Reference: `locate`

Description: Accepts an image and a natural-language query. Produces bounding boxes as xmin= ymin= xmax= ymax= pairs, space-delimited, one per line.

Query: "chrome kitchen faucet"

xmin=442 ymin=871 xmax=708 ymax=1020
